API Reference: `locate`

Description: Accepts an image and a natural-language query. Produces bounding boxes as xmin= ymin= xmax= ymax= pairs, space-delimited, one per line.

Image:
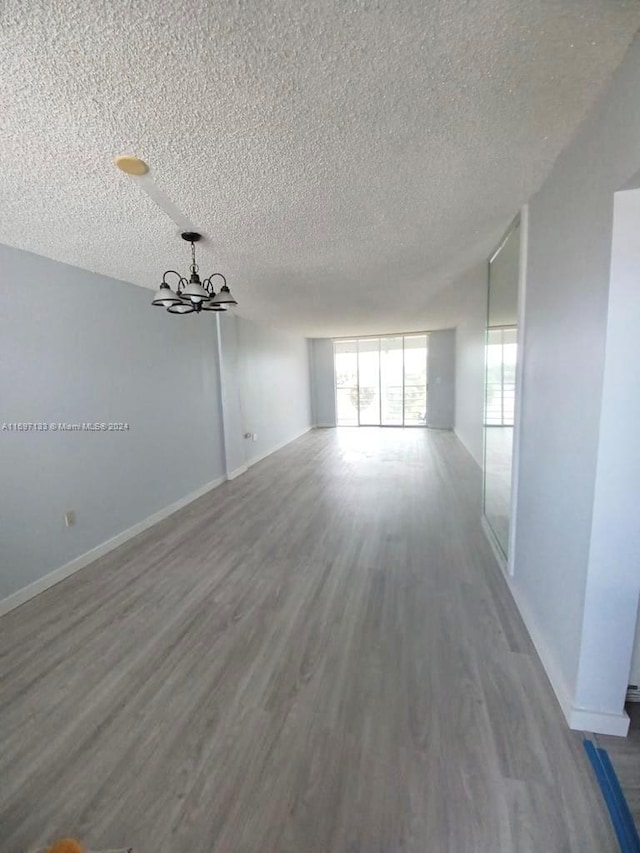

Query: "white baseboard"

xmin=227 ymin=464 xmax=248 ymax=480
xmin=0 ymin=426 xmax=312 ymax=616
xmin=453 ymin=428 xmax=483 ymax=470
xmin=500 ymin=569 xmax=630 ymax=736
xmin=476 ymin=444 xmax=629 ymax=736
xmin=505 ymin=577 xmax=579 ymax=726
xmin=568 ymin=705 xmax=629 ymax=737
xmin=245 ymin=425 xmax=312 ymax=468
xmin=481 ymin=516 xmax=508 ymax=575
xmin=314 ymin=423 xmax=336 ymax=429
xmin=1 ymin=427 xmax=317 ymax=619
xmin=0 ymin=474 xmax=227 ymax=619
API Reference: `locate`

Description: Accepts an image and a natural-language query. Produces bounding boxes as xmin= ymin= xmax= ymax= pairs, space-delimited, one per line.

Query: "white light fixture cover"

xmin=212 ymin=284 xmax=237 ymax=305
xmin=152 ymin=284 xmax=182 ymax=306
xmin=167 ymin=301 xmax=195 ymax=314
xmin=202 ymin=299 xmax=226 ymax=312
xmin=181 ymin=280 xmax=209 ymax=303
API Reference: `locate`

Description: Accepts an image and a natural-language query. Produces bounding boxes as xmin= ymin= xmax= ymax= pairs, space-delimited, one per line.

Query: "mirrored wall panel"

xmin=483 ymin=221 xmax=520 ymax=560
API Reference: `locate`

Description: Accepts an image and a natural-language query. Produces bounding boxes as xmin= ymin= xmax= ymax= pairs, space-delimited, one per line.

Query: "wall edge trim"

xmin=245 ymin=425 xmax=312 ymax=468
xmin=2 ymin=425 xmax=315 ymax=618
xmin=0 ymin=474 xmax=227 ymax=618
xmin=502 ymin=571 xmax=576 ymax=727
xmin=570 ymin=707 xmax=630 ymax=737
xmin=227 ymin=465 xmax=248 ymax=480
xmin=453 ymin=428 xmax=482 ymax=470
xmin=502 ymin=569 xmax=629 ymax=734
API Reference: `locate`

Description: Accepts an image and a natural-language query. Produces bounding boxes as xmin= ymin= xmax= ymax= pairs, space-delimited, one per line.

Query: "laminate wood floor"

xmin=0 ymin=428 xmax=617 ymax=852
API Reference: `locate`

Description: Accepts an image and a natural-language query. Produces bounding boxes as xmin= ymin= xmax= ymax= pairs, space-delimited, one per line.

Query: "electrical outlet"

xmin=65 ymin=510 xmax=76 ymax=527
xmin=252 ymin=433 xmax=257 ymax=441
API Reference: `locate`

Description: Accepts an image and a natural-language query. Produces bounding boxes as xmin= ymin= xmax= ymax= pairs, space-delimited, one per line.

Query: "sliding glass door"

xmin=404 ymin=335 xmax=428 ymax=426
xmin=381 ymin=337 xmax=403 ymax=425
xmin=358 ymin=339 xmax=381 ymax=425
xmin=334 ymin=334 xmax=428 ymax=426
xmin=334 ymin=341 xmax=359 ymax=425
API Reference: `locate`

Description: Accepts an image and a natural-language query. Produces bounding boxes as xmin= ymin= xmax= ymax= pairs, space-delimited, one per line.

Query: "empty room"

xmin=1 ymin=2 xmax=640 ymax=852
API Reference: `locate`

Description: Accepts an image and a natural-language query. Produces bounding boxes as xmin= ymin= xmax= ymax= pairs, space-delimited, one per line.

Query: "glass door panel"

xmin=403 ymin=335 xmax=428 ymax=425
xmin=334 ymin=340 xmax=359 ymax=426
xmin=333 ymin=334 xmax=429 ymax=427
xmin=380 ymin=337 xmax=403 ymax=425
xmin=357 ymin=338 xmax=381 ymax=425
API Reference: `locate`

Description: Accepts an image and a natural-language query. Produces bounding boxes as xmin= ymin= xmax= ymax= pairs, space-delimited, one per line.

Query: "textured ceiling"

xmin=1 ymin=1 xmax=639 ymax=337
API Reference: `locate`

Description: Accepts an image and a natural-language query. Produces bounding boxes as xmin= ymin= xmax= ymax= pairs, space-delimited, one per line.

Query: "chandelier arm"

xmin=162 ymin=270 xmax=186 ymax=287
xmin=202 ymin=273 xmax=227 ymax=295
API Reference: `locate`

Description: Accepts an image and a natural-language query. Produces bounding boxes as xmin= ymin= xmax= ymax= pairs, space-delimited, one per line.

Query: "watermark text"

xmin=2 ymin=422 xmax=130 ymax=432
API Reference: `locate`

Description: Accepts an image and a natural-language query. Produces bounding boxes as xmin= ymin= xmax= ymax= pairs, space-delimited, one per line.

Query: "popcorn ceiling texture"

xmin=0 ymin=1 xmax=639 ymax=337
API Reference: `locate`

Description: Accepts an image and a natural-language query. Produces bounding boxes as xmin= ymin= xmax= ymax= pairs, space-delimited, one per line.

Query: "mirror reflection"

xmin=483 ymin=221 xmax=520 ymax=560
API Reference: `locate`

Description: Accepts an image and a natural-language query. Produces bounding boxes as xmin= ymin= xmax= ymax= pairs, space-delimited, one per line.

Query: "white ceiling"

xmin=1 ymin=1 xmax=638 ymax=338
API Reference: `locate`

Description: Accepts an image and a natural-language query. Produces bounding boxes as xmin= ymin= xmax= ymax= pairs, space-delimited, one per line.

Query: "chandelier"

xmin=152 ymin=232 xmax=237 ymax=314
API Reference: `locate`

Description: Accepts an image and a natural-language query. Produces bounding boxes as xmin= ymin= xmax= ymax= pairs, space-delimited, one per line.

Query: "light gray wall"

xmin=309 ymin=338 xmax=336 ymax=427
xmin=216 ymin=315 xmax=247 ymax=477
xmin=631 ymin=631 xmax=640 ymax=694
xmin=573 ymin=186 xmax=640 ymax=713
xmin=454 ymin=264 xmax=488 ymax=467
xmin=236 ymin=317 xmax=312 ymax=463
xmin=426 ymin=330 xmax=455 ymax=429
xmin=0 ymin=244 xmax=226 ymax=600
xmin=512 ymin=41 xmax=640 ymax=713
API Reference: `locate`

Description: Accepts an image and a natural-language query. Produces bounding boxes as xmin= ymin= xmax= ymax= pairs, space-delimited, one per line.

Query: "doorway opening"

xmin=334 ymin=334 xmax=428 ymax=427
